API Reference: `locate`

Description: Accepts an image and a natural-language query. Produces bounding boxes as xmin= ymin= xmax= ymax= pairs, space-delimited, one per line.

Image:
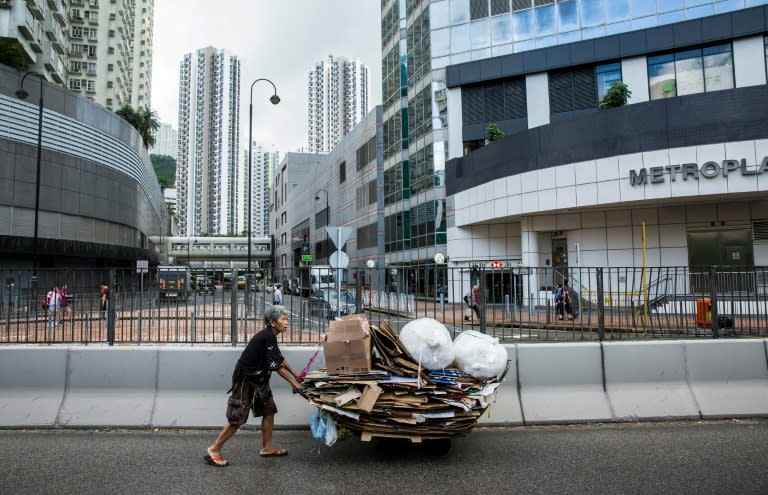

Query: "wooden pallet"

xmin=359 ymin=430 xmax=451 ymax=443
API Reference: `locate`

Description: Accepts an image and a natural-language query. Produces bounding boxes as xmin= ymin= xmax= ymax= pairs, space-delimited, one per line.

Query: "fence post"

xmin=231 ymin=269 xmax=239 ymax=346
xmin=479 ymin=265 xmax=486 ymax=334
xmin=356 ymin=273 xmax=362 ymax=315
xmin=597 ymin=267 xmax=605 ymax=341
xmin=107 ymin=269 xmax=115 ymax=346
xmin=710 ymin=266 xmax=719 ymax=339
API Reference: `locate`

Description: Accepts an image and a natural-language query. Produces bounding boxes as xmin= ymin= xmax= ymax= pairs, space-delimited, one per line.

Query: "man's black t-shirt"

xmin=233 ymin=327 xmax=284 ymax=386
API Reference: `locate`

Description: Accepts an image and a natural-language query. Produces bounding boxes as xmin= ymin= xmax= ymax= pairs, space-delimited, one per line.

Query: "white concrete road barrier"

xmin=603 ymin=341 xmax=699 ymax=421
xmin=57 ymin=348 xmax=158 ymax=427
xmin=0 ymin=340 xmax=766 ymax=428
xmin=0 ymin=348 xmax=68 ymax=427
xmin=517 ymin=342 xmax=614 ymax=424
xmin=684 ymin=339 xmax=768 ymax=418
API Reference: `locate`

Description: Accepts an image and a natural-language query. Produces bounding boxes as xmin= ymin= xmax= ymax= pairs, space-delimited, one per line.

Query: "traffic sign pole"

xmin=326 ymin=226 xmax=351 ymax=318
xmin=337 ymin=227 xmax=341 ymax=317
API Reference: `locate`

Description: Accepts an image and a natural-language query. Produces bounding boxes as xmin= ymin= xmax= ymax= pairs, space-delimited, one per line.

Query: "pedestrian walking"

xmin=272 ymin=284 xmax=282 ymax=305
xmin=464 ymin=285 xmax=481 ymax=320
xmin=59 ymin=283 xmax=72 ymax=324
xmin=45 ymin=286 xmax=61 ymax=328
xmin=563 ymin=278 xmax=575 ymax=319
xmin=99 ymin=282 xmax=109 ymax=320
xmin=205 ymin=306 xmax=303 ymax=467
xmin=554 ymin=282 xmax=565 ymax=320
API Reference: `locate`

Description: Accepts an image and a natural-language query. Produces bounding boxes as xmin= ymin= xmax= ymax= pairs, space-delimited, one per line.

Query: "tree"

xmin=599 ymin=81 xmax=632 ymax=110
xmin=157 ymin=175 xmax=172 ymax=191
xmin=0 ymin=39 xmax=26 ymax=71
xmin=115 ymin=104 xmax=160 ymax=149
xmin=487 ymin=123 xmax=505 ymax=142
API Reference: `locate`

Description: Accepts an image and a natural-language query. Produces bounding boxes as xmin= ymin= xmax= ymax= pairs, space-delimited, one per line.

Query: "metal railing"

xmin=1 ymin=265 xmax=767 ymax=345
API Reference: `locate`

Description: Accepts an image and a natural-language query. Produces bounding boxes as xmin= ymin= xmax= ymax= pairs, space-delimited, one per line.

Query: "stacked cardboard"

xmin=300 ymin=320 xmax=507 ymax=442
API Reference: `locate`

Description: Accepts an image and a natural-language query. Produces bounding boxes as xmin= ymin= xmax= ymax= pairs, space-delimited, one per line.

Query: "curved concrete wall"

xmin=0 ymin=65 xmax=164 ymax=267
xmin=0 ymin=340 xmax=766 ymax=429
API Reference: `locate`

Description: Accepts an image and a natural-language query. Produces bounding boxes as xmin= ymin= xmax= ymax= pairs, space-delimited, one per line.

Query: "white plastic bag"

xmin=399 ymin=318 xmax=455 ymax=370
xmin=323 ymin=413 xmax=337 ymax=447
xmin=453 ymin=330 xmax=508 ymax=379
xmin=310 ymin=410 xmax=338 ymax=447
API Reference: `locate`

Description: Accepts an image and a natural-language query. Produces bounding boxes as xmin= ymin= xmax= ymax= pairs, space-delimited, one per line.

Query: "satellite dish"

xmin=433 ymin=253 xmax=446 ymax=264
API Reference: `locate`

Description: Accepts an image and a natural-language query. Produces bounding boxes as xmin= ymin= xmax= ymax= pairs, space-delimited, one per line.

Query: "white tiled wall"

xmin=449 ymin=138 xmax=768 ymax=267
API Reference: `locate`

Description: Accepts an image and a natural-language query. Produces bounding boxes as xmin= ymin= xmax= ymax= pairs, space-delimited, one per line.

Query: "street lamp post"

xmin=315 ymin=189 xmax=329 ymax=261
xmin=247 ymin=79 xmax=280 ymax=279
xmin=15 ymin=72 xmax=45 ymax=282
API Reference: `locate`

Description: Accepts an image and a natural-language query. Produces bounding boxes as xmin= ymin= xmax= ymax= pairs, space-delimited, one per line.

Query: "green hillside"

xmin=150 ymin=154 xmax=176 ymax=190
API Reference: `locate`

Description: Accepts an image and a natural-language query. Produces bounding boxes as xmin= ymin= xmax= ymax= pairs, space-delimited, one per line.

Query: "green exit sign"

xmin=302 ymin=255 xmax=313 ymax=262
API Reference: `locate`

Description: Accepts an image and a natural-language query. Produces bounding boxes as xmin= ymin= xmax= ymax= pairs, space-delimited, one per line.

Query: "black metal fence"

xmin=1 ymin=265 xmax=767 ymax=345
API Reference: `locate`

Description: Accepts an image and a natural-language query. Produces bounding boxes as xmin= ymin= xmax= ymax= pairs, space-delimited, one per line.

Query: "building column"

xmin=520 ymin=217 xmax=539 ymax=307
xmin=521 ymin=216 xmax=539 ymax=267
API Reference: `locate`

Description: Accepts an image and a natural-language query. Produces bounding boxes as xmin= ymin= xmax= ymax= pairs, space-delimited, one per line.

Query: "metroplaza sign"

xmin=629 ymin=156 xmax=768 ymax=185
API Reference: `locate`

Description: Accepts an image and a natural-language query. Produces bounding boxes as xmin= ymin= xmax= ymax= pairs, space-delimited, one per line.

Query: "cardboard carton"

xmin=324 ymin=315 xmax=372 ymax=375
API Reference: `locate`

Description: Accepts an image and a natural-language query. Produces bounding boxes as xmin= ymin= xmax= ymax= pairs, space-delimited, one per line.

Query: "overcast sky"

xmin=151 ymin=0 xmax=382 ymax=153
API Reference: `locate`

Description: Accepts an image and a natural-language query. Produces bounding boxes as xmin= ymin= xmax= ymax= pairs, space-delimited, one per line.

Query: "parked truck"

xmin=158 ymin=265 xmax=190 ymax=301
xmin=296 ymin=265 xmax=335 ymax=297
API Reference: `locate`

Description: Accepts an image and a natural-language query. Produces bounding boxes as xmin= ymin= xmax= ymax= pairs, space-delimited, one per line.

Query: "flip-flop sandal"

xmin=259 ymin=448 xmax=288 ymax=457
xmin=204 ymin=454 xmax=230 ymax=467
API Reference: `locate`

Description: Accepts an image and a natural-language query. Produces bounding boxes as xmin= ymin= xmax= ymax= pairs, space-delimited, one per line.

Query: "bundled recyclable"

xmin=300 ymin=317 xmax=508 ymax=442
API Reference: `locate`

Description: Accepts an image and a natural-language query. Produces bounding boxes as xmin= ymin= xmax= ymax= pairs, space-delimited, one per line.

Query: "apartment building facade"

xmin=0 ymin=0 xmax=69 ymax=83
xmin=0 ymin=0 xmax=153 ymax=111
xmin=176 ymin=46 xmax=241 ymax=237
xmin=307 ymin=54 xmax=370 ymax=153
xmin=151 ymin=121 xmax=177 ymax=158
xmin=238 ymin=143 xmax=280 ymax=238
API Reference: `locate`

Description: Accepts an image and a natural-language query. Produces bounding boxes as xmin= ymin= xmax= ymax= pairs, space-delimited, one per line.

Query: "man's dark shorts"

xmin=226 ymin=379 xmax=277 ymax=426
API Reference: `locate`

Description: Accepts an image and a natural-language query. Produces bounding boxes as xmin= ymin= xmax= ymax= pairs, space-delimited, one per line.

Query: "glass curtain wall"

xmin=428 ymin=0 xmax=762 ymax=69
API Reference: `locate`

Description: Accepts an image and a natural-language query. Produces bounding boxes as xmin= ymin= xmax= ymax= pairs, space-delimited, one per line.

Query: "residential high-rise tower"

xmin=239 ymin=143 xmax=280 ymax=237
xmin=307 ymin=55 xmax=370 ymax=153
xmin=0 ymin=0 xmax=154 ymax=111
xmin=176 ymin=46 xmax=241 ymax=236
xmin=151 ymin=122 xmax=178 ymax=159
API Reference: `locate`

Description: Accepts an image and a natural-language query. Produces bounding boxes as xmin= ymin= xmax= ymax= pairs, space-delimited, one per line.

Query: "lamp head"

xmin=314 ymin=195 xmax=320 ymax=201
xmin=15 ymin=88 xmax=29 ymax=100
xmin=269 ymin=94 xmax=281 ymax=105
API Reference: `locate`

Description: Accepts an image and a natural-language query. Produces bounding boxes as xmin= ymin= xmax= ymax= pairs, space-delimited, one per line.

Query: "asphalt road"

xmin=1 ymin=420 xmax=767 ymax=495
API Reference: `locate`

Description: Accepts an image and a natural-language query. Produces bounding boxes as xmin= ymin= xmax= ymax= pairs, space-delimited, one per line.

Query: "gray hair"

xmin=263 ymin=306 xmax=288 ymax=326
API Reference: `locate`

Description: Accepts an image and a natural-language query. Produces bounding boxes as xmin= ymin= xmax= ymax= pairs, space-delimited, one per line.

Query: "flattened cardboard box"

xmin=324 ymin=316 xmax=372 ymax=375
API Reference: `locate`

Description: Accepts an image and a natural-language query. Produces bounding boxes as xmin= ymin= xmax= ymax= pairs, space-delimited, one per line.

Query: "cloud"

xmin=152 ymin=0 xmax=381 ymax=153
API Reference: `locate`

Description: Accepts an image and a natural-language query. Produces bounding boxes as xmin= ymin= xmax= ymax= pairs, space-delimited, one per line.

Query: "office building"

xmin=384 ymin=0 xmax=768 ymax=303
xmin=272 ymin=107 xmax=384 ymax=287
xmin=379 ymin=0 xmax=450 ymax=282
xmin=176 ymin=46 xmax=241 ymax=237
xmin=307 ymin=55 xmax=370 ymax=153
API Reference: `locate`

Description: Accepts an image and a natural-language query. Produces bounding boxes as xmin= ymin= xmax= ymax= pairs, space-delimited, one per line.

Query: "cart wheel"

xmin=426 ymin=438 xmax=452 ymax=456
